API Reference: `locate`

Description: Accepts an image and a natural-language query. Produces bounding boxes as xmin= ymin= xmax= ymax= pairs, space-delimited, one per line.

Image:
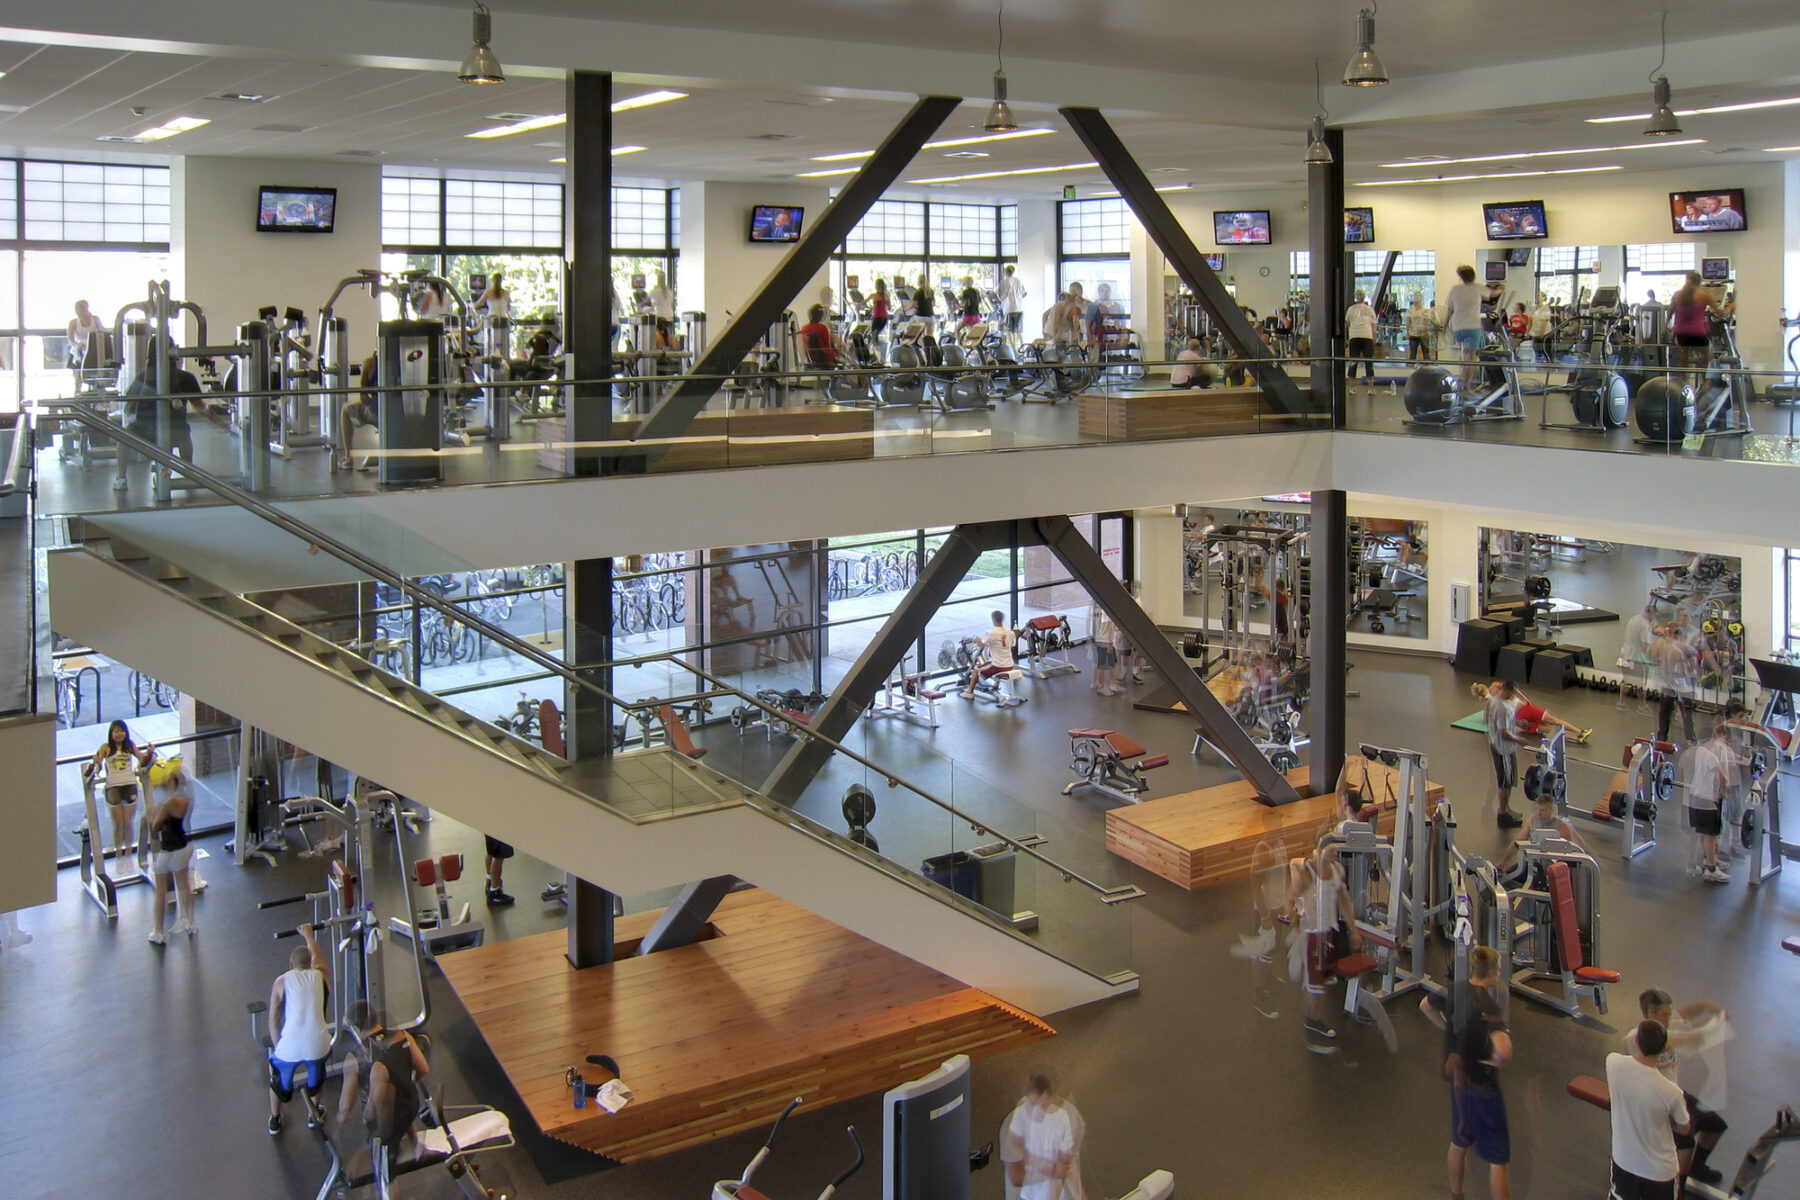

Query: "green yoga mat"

xmin=1452 ymin=710 xmax=1489 ymax=733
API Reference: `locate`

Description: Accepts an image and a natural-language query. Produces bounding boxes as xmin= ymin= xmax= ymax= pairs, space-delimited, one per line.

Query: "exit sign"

xmin=1063 ymin=185 xmax=1077 ymax=200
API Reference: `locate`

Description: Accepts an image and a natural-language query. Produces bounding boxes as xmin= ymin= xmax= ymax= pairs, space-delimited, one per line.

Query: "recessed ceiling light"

xmin=812 ymin=126 xmax=1054 ymax=162
xmin=1761 ymin=144 xmax=1800 ymax=153
xmin=795 ymin=167 xmax=857 ymax=178
xmin=1149 ymin=166 xmax=1185 ymax=173
xmin=95 ymin=134 xmax=147 ymax=144
xmin=612 ymin=145 xmax=645 ymax=156
xmin=1354 ymin=165 xmax=1622 ymax=187
xmin=1377 ymin=138 xmax=1704 ymax=169
xmin=612 ymin=89 xmax=687 ymax=112
xmin=336 ymin=149 xmax=381 ymax=157
xmin=212 ymin=92 xmax=272 ymax=103
xmin=1586 ymin=94 xmax=1800 ymax=123
xmin=909 ymin=160 xmax=1097 ymax=185
xmin=135 ymin=115 xmax=210 ymax=141
xmin=943 ymin=150 xmax=990 ymax=159
xmin=467 ymin=113 xmax=565 ymax=139
xmin=1091 ymin=183 xmax=1192 ymax=198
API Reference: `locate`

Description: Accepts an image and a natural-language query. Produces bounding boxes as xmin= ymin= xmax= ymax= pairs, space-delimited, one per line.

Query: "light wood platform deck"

xmin=437 ymin=888 xmax=1053 ymax=1163
xmin=1078 ymin=386 xmax=1268 ymax=438
xmin=1105 ymin=756 xmax=1445 ymax=890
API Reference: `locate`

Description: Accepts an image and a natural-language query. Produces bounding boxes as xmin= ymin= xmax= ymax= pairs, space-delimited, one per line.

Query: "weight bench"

xmin=656 ymin=704 xmax=708 ymax=760
xmin=1335 ymin=926 xmax=1400 ymax=1053
xmin=963 ymin=656 xmax=1027 ymax=707
xmin=872 ymin=672 xmax=945 ymax=728
xmin=401 ymin=854 xmax=485 ymax=957
xmin=315 ymin=1086 xmax=515 ymax=1200
xmin=1061 ymin=728 xmax=1169 ymax=805
xmin=1544 ymin=859 xmax=1619 ymax=1015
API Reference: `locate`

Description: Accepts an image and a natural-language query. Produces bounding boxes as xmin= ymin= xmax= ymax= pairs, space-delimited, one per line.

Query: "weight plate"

xmin=1655 ymin=761 xmax=1676 ymax=803
xmin=1523 ymin=764 xmax=1544 ymax=800
xmin=1072 ymin=742 xmax=1098 ymax=779
xmin=1609 ymin=789 xmax=1629 ymax=818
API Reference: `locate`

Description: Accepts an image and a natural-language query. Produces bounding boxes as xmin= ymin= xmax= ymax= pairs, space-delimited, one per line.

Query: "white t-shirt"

xmin=1529 ymin=304 xmax=1554 ymax=337
xmin=651 ymin=286 xmax=675 ymax=322
xmin=1620 ymin=614 xmax=1653 ymax=665
xmin=1485 ymin=695 xmax=1519 ymax=758
xmin=1169 ymin=348 xmax=1203 ymax=385
xmin=1445 ymin=282 xmax=1485 ymax=332
xmin=1345 ymin=303 xmax=1378 ymax=340
xmin=103 ymin=751 xmax=138 ymax=788
xmin=1299 ymin=859 xmax=1343 ymax=935
xmin=271 ymin=968 xmax=332 ymax=1062
xmin=981 ymin=625 xmax=1016 ymax=670
xmin=1405 ymin=306 xmax=1433 ymax=337
xmin=1000 ymin=274 xmax=1027 ymax=315
xmin=1007 ymin=1101 xmax=1076 ymax=1200
xmin=1686 ymin=742 xmax=1726 ymax=810
xmin=1605 ymin=1052 xmax=1688 ymax=1183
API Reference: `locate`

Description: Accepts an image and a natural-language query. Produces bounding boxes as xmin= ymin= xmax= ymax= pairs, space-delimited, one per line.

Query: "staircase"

xmin=48 ymin=524 xmax=1136 ymax=1014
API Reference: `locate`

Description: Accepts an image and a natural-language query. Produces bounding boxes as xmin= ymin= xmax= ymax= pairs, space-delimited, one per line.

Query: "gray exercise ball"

xmin=1634 ymin=376 xmax=1696 ymax=442
xmin=1403 ymin=367 xmax=1462 ymax=420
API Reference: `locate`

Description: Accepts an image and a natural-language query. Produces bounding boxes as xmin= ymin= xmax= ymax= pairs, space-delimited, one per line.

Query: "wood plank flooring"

xmin=1105 ymin=756 xmax=1446 ymax=889
xmin=436 ymin=887 xmax=1053 ymax=1163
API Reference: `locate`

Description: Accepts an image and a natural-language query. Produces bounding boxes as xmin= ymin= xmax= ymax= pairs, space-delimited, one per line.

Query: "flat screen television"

xmin=1504 ymin=247 xmax=1532 ymax=267
xmin=1484 ymin=261 xmax=1508 ymax=283
xmin=257 ymin=186 xmax=337 ymax=233
xmin=1669 ymin=188 xmax=1747 ymax=234
xmin=748 ymin=204 xmax=804 ymax=242
xmin=1213 ymin=210 xmax=1272 ymax=245
xmin=1482 ymin=200 xmax=1547 ymax=241
xmin=1344 ymin=207 xmax=1375 ymax=243
xmin=1204 ymin=253 xmax=1226 ymax=271
xmin=1700 ymin=256 xmax=1732 ymax=283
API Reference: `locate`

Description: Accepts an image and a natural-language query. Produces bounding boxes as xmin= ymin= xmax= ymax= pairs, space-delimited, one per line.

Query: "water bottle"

xmin=569 ymin=1067 xmax=586 ymax=1109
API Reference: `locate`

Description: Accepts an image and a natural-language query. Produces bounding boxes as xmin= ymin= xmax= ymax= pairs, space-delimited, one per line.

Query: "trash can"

xmin=921 ymin=850 xmax=978 ymax=901
xmin=968 ymin=842 xmax=1016 ymax=918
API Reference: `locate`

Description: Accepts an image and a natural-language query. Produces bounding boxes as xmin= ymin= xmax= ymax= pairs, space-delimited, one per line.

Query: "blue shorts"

xmin=269 ymin=1051 xmax=328 ymax=1097
xmin=1452 ymin=328 xmax=1482 ymax=350
xmin=1452 ymin=1084 xmax=1510 ymax=1164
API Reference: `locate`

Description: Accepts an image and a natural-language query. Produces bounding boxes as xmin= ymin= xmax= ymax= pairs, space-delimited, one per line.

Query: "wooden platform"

xmin=1104 ymin=756 xmax=1445 ymax=890
xmin=1078 ymin=386 xmax=1268 ymax=438
xmin=535 ymin=405 xmax=875 ymax=472
xmin=436 ymin=888 xmax=1053 ymax=1163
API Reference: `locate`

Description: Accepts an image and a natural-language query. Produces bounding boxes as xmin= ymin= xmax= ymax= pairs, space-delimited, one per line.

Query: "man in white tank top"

xmin=268 ymin=923 xmax=333 ymax=1134
xmin=1291 ymin=847 xmax=1361 ymax=1053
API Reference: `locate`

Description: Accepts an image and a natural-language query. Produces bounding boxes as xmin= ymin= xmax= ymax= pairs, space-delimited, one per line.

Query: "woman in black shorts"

xmin=88 ymin=720 xmax=153 ymax=866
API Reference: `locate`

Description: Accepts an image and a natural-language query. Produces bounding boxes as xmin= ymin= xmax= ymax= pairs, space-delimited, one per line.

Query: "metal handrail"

xmin=0 ymin=406 xmax=31 ymax=497
xmin=52 ymin=404 xmax=1136 ymax=903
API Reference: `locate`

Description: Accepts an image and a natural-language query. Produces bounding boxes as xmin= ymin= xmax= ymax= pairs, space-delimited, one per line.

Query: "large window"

xmin=1624 ymin=242 xmax=1698 ymax=307
xmin=610 ymin=186 xmax=679 ymax=323
xmin=381 ymin=171 xmax=571 ymax=320
xmin=1534 ymin=245 xmax=1601 ymax=307
xmin=846 ymin=200 xmax=927 ymax=257
xmin=834 ymin=201 xmax=1013 ymax=318
xmin=0 ymin=158 xmax=173 ymax=411
xmin=1059 ymin=199 xmax=1137 ymax=327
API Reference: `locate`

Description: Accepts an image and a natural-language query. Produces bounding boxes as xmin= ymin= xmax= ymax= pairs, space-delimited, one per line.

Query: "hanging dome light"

xmin=1642 ymin=14 xmax=1681 ymax=136
xmin=458 ymin=3 xmax=506 ymax=85
xmin=1306 ymin=116 xmax=1335 ymax=165
xmin=1343 ymin=7 xmax=1389 ymax=87
xmin=984 ymin=0 xmax=1019 ymax=132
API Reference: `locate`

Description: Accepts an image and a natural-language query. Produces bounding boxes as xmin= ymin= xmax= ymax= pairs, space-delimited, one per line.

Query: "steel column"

xmin=1371 ymin=249 xmax=1399 ymax=314
xmin=1058 ymin=106 xmax=1308 ymax=416
xmin=1308 ymin=489 xmax=1348 ymax=796
xmin=762 ymin=529 xmax=990 ymax=804
xmin=638 ymin=875 xmax=737 ymax=955
xmin=1307 ymin=125 xmax=1346 ymax=424
xmin=630 ymin=96 xmax=961 ymax=450
xmin=566 ymin=875 xmax=616 ymax=968
xmin=565 ymin=70 xmax=612 ymax=477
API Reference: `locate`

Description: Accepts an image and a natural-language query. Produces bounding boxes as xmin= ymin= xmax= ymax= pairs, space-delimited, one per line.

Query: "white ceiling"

xmin=0 ymin=2 xmax=1798 ymax=200
xmin=408 ymin=0 xmax=1800 ymax=87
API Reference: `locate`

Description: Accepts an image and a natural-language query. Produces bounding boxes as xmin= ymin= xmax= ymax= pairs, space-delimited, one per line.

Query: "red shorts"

xmin=1514 ymin=703 xmax=1547 ymax=735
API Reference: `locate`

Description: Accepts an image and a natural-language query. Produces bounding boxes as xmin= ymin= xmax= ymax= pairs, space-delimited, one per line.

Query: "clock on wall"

xmin=1259 ymin=266 xmax=1271 ymax=277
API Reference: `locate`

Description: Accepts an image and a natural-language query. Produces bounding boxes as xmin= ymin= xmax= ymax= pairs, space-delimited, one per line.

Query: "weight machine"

xmin=1017 ymin=615 xmax=1079 ymax=679
xmin=1530 ymin=727 xmax=1663 ymax=859
xmin=75 ymin=760 xmax=153 ymax=918
xmin=1061 ymin=728 xmax=1170 ymax=805
xmin=1725 ymin=720 xmax=1788 ymax=886
xmin=1507 ymin=838 xmax=1618 ymax=1020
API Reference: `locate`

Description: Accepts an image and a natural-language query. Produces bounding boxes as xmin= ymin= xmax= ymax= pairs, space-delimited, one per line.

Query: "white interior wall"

xmin=687 ymin=180 xmax=833 ymax=323
xmin=0 ymin=715 xmax=56 ymax=915
xmin=171 ymin=157 xmax=381 ymax=344
xmin=1015 ymin=199 xmax=1057 ymax=330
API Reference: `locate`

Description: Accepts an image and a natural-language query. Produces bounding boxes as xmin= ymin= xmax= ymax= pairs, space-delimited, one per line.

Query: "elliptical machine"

xmin=1634 ymin=311 xmax=1752 ymax=445
xmin=1402 ymin=322 xmax=1524 ymax=427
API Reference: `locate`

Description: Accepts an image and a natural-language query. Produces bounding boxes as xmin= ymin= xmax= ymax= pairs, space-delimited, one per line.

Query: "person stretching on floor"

xmin=1472 ymin=682 xmax=1592 ymax=743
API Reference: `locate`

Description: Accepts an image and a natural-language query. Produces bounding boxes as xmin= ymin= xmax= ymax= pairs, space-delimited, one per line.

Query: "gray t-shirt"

xmin=1446 ymin=282 xmax=1485 ymax=332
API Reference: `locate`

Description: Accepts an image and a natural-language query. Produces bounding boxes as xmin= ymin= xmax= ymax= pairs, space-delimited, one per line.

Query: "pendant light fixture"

xmin=1342 ymin=4 xmax=1388 ymax=87
xmin=984 ymin=0 xmax=1018 ymax=133
xmin=1644 ymin=11 xmax=1682 ymax=136
xmin=1306 ymin=63 xmax=1335 ymax=165
xmin=458 ymin=2 xmax=506 ymax=86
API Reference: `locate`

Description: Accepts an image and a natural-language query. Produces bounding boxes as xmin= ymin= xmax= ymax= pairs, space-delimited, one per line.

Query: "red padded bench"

xmin=1567 ymin=1074 xmax=1611 ymax=1109
xmin=1547 ymin=860 xmax=1619 ymax=1013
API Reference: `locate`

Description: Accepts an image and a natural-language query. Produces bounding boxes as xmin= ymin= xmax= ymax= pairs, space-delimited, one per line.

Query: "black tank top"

xmin=374 ymin=1039 xmax=420 ymax=1137
xmin=153 ymin=806 xmax=188 ymax=852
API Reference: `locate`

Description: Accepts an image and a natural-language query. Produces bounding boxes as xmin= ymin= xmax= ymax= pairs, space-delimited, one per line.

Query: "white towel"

xmin=418 ymin=1110 xmax=511 ymax=1156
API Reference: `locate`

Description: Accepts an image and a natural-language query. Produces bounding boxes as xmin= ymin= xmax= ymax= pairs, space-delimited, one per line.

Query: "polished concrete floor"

xmin=5 ymin=642 xmax=1797 ymax=1200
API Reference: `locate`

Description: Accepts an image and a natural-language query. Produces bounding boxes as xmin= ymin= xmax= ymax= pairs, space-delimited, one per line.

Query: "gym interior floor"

xmin=6 ymin=636 xmax=1796 ymax=1200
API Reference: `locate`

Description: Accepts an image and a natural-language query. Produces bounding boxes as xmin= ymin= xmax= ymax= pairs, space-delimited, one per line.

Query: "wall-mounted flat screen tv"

xmin=1344 ymin=207 xmax=1375 ymax=243
xmin=1700 ymin=256 xmax=1732 ymax=283
xmin=1504 ymin=247 xmax=1533 ymax=267
xmin=1484 ymin=261 xmax=1508 ymax=283
xmin=748 ymin=204 xmax=804 ymax=242
xmin=1482 ymin=200 xmax=1547 ymax=241
xmin=1670 ymin=189 xmax=1747 ymax=234
xmin=257 ymin=186 xmax=337 ymax=233
xmin=1213 ymin=210 xmax=1272 ymax=245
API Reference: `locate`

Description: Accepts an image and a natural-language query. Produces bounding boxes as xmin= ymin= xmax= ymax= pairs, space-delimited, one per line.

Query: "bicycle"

xmin=497 ymin=692 xmax=542 ymax=739
xmin=128 ymin=670 xmax=178 ymax=716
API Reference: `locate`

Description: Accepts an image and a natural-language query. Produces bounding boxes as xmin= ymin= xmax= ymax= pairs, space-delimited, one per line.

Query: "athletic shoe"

xmin=1703 ymin=867 xmax=1730 ymax=884
xmin=171 ymin=919 xmax=196 ymax=937
xmin=146 ymin=930 xmax=166 ymax=945
xmin=1689 ymin=1164 xmax=1723 ymax=1186
xmin=268 ymin=1114 xmax=282 ymax=1135
xmin=486 ymin=889 xmax=515 ymax=907
xmin=1577 ymin=728 xmax=1595 ymax=744
xmin=1303 ymin=1022 xmax=1338 ymax=1054
xmin=1496 ymin=811 xmax=1524 ymax=827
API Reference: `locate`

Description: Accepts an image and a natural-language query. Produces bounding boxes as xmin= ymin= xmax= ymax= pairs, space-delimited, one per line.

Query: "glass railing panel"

xmin=54 ymin=724 xmax=241 ymax=867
